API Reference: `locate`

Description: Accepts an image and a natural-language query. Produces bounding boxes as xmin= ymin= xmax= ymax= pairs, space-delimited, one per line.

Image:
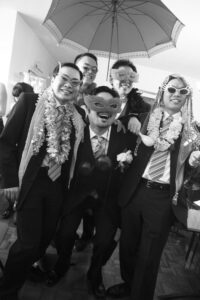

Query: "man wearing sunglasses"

xmin=0 ymin=62 xmax=85 ymax=300
xmin=107 ymin=74 xmax=194 ymax=300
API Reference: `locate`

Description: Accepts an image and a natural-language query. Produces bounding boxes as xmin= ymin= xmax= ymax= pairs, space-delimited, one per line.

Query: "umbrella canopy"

xmin=43 ymin=0 xmax=184 ymax=69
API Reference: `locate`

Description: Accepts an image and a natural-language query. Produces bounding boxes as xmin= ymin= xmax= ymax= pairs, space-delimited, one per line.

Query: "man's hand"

xmin=189 ymin=150 xmax=200 ymax=167
xmin=128 ymin=117 xmax=141 ymax=135
xmin=3 ymin=187 xmax=19 ymax=203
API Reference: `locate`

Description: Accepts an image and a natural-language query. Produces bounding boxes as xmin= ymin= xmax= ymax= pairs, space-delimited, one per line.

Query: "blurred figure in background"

xmin=8 ymin=82 xmax=34 ymax=114
xmin=0 ymin=82 xmax=7 ymax=134
xmin=2 ymin=82 xmax=34 ymax=219
xmin=0 ymin=83 xmax=7 ymax=216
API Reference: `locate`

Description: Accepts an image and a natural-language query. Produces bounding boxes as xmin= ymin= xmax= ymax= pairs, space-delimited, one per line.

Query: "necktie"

xmin=48 ymin=106 xmax=66 ymax=181
xmin=148 ymin=116 xmax=173 ymax=181
xmin=93 ymin=136 xmax=106 ymax=158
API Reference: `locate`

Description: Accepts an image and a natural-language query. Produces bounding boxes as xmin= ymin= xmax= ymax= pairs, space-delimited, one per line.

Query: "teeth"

xmin=98 ymin=113 xmax=110 ymax=119
xmin=62 ymin=90 xmax=71 ymax=94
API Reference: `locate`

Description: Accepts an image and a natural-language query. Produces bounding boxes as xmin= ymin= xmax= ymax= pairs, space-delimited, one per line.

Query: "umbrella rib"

xmin=45 ymin=0 xmax=110 ymax=21
xmin=87 ymin=10 xmax=112 ymax=51
xmin=43 ymin=0 xmax=62 ymax=22
xmin=119 ymin=1 xmax=174 ymax=41
xmin=60 ymin=5 xmax=110 ymax=43
xmin=109 ymin=0 xmax=148 ymax=54
xmin=117 ymin=8 xmax=149 ymax=54
xmin=97 ymin=0 xmax=113 ymax=11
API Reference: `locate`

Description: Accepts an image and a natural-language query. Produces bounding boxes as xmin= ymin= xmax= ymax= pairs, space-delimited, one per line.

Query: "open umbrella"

xmin=43 ymin=0 xmax=184 ymax=73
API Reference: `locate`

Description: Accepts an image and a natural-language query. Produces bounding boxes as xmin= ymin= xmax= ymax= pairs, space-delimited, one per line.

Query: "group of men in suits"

xmin=0 ymin=53 xmax=199 ymax=300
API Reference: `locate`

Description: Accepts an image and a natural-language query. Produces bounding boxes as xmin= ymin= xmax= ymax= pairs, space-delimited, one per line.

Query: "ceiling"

xmin=1 ymin=0 xmax=200 ymax=82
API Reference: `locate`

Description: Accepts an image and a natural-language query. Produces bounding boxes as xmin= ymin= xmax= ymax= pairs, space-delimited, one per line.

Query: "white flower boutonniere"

xmin=117 ymin=150 xmax=133 ymax=172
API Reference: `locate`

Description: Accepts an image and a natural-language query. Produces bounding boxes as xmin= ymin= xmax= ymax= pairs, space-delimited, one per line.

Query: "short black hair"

xmin=92 ymin=86 xmax=119 ymax=98
xmin=74 ymin=52 xmax=98 ymax=65
xmin=111 ymin=59 xmax=137 ymax=73
xmin=12 ymin=82 xmax=34 ymax=97
xmin=52 ymin=62 xmax=83 ymax=80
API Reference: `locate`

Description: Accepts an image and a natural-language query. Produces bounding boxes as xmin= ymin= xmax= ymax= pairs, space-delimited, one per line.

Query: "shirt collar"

xmin=163 ymin=110 xmax=181 ymax=121
xmin=55 ymin=98 xmax=68 ymax=109
xmin=89 ymin=127 xmax=111 ymax=141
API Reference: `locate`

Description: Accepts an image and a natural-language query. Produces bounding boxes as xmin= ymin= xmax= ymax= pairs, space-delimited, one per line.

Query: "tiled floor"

xmin=0 ymin=218 xmax=200 ymax=300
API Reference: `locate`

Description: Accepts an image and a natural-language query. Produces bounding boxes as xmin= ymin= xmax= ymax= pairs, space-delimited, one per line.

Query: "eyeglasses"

xmin=83 ymin=66 xmax=98 ymax=74
xmin=58 ymin=74 xmax=82 ymax=87
xmin=166 ymin=86 xmax=190 ymax=95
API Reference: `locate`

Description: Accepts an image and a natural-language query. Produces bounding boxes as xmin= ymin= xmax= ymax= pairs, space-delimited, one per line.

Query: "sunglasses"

xmin=166 ymin=86 xmax=190 ymax=95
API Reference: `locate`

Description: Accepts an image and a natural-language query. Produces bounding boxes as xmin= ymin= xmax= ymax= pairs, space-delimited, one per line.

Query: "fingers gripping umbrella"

xmin=43 ymin=0 xmax=184 ymax=75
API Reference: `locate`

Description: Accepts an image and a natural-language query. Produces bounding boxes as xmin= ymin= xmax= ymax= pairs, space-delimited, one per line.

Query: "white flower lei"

xmin=147 ymin=107 xmax=183 ymax=151
xmin=31 ymin=87 xmax=75 ymax=164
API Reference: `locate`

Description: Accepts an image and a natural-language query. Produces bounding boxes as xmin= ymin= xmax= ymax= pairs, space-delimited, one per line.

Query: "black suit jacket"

xmin=118 ymin=113 xmax=182 ymax=208
xmin=64 ymin=123 xmax=137 ymax=224
xmin=0 ymin=93 xmax=38 ymax=188
xmin=118 ymin=88 xmax=150 ymax=120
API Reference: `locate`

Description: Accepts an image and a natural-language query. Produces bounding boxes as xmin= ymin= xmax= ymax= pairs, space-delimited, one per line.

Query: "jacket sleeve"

xmin=127 ymin=88 xmax=151 ymax=115
xmin=0 ymin=94 xmax=33 ymax=188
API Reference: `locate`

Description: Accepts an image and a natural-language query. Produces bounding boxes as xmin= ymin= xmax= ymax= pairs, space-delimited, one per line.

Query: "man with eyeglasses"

xmin=0 ymin=62 xmax=85 ymax=300
xmin=74 ymin=52 xmax=98 ymax=106
xmin=107 ymin=74 xmax=194 ymax=300
xmin=74 ymin=52 xmax=99 ymax=252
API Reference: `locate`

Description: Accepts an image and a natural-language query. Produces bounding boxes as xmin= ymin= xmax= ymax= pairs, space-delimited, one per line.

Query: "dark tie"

xmin=93 ymin=136 xmax=106 ymax=158
xmin=148 ymin=116 xmax=173 ymax=181
xmin=48 ymin=106 xmax=66 ymax=181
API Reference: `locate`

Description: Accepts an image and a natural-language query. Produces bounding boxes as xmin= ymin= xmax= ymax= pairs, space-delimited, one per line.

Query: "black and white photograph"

xmin=0 ymin=1 xmax=200 ymax=300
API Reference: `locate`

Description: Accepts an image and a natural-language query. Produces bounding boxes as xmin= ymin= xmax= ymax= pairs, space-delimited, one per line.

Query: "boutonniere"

xmin=116 ymin=150 xmax=133 ymax=172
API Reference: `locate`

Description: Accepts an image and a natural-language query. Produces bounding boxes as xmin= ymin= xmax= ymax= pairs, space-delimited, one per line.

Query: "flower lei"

xmin=31 ymin=87 xmax=75 ymax=164
xmin=147 ymin=107 xmax=183 ymax=151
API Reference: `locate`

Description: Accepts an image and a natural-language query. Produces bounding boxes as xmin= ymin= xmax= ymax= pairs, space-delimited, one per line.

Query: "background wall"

xmin=0 ymin=9 xmax=16 ymax=88
xmin=7 ymin=12 xmax=56 ymax=112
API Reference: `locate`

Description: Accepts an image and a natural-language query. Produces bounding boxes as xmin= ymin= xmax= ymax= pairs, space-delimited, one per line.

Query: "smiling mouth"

xmin=171 ymin=98 xmax=182 ymax=103
xmin=120 ymin=83 xmax=131 ymax=88
xmin=62 ymin=89 xmax=72 ymax=95
xmin=98 ymin=112 xmax=111 ymax=120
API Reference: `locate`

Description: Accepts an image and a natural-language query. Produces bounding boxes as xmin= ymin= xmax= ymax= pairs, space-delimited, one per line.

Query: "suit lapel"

xmin=84 ymin=125 xmax=96 ymax=161
xmin=107 ymin=125 xmax=121 ymax=162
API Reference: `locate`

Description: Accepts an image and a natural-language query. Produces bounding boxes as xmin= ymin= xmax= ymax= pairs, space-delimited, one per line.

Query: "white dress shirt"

xmin=142 ymin=111 xmax=182 ymax=184
xmin=89 ymin=127 xmax=111 ymax=155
